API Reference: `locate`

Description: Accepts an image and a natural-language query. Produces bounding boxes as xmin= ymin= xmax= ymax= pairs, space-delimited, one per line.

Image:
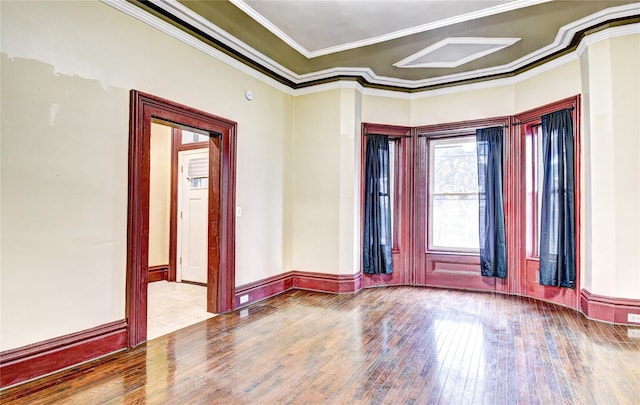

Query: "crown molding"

xmin=229 ymin=0 xmax=550 ymax=58
xmin=576 ymin=22 xmax=640 ymax=56
xmin=137 ymin=1 xmax=640 ymax=90
xmin=104 ymin=1 xmax=640 ymax=98
xmin=103 ymin=0 xmax=297 ymax=96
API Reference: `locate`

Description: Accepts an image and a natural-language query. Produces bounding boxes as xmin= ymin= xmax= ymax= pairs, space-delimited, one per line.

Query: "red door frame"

xmin=127 ymin=90 xmax=237 ymax=347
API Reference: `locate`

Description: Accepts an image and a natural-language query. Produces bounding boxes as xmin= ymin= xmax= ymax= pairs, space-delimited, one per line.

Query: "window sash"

xmin=427 ymin=135 xmax=480 ymax=253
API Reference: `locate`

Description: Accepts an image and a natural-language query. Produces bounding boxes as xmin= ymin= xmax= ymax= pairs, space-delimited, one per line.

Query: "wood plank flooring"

xmin=2 ymin=287 xmax=639 ymax=404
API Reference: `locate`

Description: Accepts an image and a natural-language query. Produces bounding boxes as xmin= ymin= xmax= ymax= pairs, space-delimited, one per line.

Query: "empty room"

xmin=1 ymin=0 xmax=639 ymax=403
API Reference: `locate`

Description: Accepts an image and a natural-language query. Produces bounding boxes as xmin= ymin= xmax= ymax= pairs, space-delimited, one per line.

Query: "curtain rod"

xmin=512 ymin=106 xmax=575 ymax=126
xmin=365 ymin=132 xmax=411 ymax=138
xmin=417 ymin=125 xmax=509 ymax=137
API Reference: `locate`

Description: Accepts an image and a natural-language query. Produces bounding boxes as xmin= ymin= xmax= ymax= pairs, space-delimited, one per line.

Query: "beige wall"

xmin=580 ymin=34 xmax=640 ymax=299
xmin=1 ymin=0 xmax=638 ymax=353
xmin=291 ymin=90 xmax=342 ymax=273
xmin=362 ymin=95 xmax=410 ymax=126
xmin=0 ymin=0 xmax=294 ymax=350
xmin=148 ymin=123 xmax=172 ymax=267
xmin=410 ymin=85 xmax=516 ymax=126
xmin=514 ymin=60 xmax=583 ymax=113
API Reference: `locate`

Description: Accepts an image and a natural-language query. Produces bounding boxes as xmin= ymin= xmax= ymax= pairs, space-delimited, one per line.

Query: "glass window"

xmin=182 ymin=130 xmax=209 ymax=144
xmin=187 ymin=157 xmax=208 ymax=189
xmin=389 ymin=139 xmax=397 ymax=248
xmin=428 ymin=136 xmax=479 ymax=252
xmin=525 ymin=124 xmax=543 ymax=257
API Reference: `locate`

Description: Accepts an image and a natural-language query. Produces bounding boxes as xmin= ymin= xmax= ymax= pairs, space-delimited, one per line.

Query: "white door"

xmin=177 ymin=149 xmax=209 ymax=284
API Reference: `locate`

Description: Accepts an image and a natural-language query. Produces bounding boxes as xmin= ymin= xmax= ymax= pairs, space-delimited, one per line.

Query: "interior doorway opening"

xmin=127 ymin=90 xmax=237 ymax=347
xmin=146 ymin=122 xmax=215 ymax=340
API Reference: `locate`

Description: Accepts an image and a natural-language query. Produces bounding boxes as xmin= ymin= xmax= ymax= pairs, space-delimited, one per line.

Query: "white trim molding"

xmin=229 ymin=0 xmax=549 ymax=58
xmin=393 ymin=37 xmax=521 ymax=69
xmin=103 ymin=0 xmax=640 ymax=98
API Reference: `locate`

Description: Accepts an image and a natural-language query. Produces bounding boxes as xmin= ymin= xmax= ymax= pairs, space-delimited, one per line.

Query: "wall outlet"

xmin=240 ymin=294 xmax=249 ymax=304
xmin=628 ymin=329 xmax=640 ymax=339
xmin=628 ymin=313 xmax=640 ymax=323
xmin=240 ymin=309 xmax=249 ymax=318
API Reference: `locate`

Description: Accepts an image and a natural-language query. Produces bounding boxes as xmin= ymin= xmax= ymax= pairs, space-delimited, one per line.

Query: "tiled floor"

xmin=147 ymin=281 xmax=217 ymax=340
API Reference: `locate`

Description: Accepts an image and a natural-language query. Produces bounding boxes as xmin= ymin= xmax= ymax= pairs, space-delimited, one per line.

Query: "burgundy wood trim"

xmin=168 ymin=128 xmax=179 ymax=282
xmin=417 ymin=117 xmax=510 ymax=292
xmin=234 ymin=271 xmax=363 ymax=308
xmin=360 ymin=101 xmax=582 ymax=307
xmin=514 ymin=95 xmax=581 ymax=310
xmin=503 ymin=117 xmax=520 ymax=295
xmin=581 ymin=289 xmax=640 ymax=325
xmin=178 ymin=141 xmax=209 ymax=151
xmin=293 ymin=271 xmax=362 ymax=293
xmin=128 ymin=90 xmax=237 ymax=347
xmin=0 ymin=320 xmax=127 ymax=388
xmin=361 ymin=123 xmax=414 ymax=288
xmin=415 ymin=116 xmax=510 ymax=136
xmin=234 ymin=272 xmax=295 ymax=308
xmin=148 ymin=264 xmax=169 ymax=283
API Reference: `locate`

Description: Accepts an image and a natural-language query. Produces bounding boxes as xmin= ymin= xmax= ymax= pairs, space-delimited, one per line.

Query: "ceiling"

xmin=133 ymin=0 xmax=640 ymax=92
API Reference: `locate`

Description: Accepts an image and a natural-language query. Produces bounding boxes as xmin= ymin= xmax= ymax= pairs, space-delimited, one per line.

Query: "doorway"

xmin=127 ymin=90 xmax=237 ymax=347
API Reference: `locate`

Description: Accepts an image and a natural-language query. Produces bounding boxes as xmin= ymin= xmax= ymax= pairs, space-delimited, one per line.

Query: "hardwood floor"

xmin=2 ymin=287 xmax=639 ymax=404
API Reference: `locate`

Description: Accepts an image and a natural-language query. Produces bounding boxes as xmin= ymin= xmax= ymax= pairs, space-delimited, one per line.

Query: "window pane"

xmin=189 ymin=177 xmax=209 ymax=189
xmin=429 ymin=136 xmax=479 ymax=251
xmin=432 ymin=139 xmax=478 ymax=194
xmin=432 ymin=194 xmax=479 ymax=250
xmin=526 ymin=125 xmax=543 ymax=257
xmin=389 ymin=140 xmax=396 ymax=247
xmin=182 ymin=130 xmax=209 ymax=144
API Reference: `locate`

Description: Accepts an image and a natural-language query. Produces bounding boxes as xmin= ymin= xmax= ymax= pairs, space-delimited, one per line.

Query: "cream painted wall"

xmin=514 ymin=60 xmax=582 ymax=113
xmin=338 ymin=88 xmax=362 ymax=275
xmin=148 ymin=123 xmax=172 ymax=267
xmin=580 ymin=34 xmax=640 ymax=299
xmin=0 ymin=0 xmax=294 ymax=350
xmin=361 ymin=95 xmax=410 ymax=126
xmin=291 ymin=90 xmax=342 ymax=274
xmin=410 ymin=85 xmax=516 ymax=126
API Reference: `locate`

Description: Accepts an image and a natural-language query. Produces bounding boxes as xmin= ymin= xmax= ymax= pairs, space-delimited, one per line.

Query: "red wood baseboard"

xmin=234 ymin=272 xmax=295 ymax=308
xmin=148 ymin=264 xmax=169 ymax=283
xmin=580 ymin=289 xmax=640 ymax=325
xmin=0 ymin=319 xmax=127 ymax=388
xmin=234 ymin=271 xmax=362 ymax=308
xmin=293 ymin=271 xmax=362 ymax=293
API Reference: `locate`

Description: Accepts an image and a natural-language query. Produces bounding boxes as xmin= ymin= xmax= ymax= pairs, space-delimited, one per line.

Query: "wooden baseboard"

xmin=148 ymin=264 xmax=169 ymax=283
xmin=0 ymin=319 xmax=127 ymax=388
xmin=234 ymin=271 xmax=362 ymax=308
xmin=580 ymin=289 xmax=640 ymax=325
xmin=292 ymin=271 xmax=362 ymax=293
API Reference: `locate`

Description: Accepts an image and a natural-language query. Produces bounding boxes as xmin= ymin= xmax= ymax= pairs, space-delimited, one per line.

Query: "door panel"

xmin=178 ymin=150 xmax=209 ymax=284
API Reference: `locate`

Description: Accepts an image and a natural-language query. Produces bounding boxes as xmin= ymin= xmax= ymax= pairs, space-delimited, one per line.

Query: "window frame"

xmin=416 ymin=117 xmax=510 ymax=257
xmin=515 ymin=96 xmax=580 ymax=262
xmin=427 ymin=134 xmax=480 ymax=253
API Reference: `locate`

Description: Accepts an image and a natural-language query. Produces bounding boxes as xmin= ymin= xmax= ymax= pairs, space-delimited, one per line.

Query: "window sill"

xmin=426 ymin=250 xmax=479 ymax=257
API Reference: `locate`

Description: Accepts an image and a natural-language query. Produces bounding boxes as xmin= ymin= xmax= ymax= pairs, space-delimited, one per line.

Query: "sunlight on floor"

xmin=147 ymin=281 xmax=217 ymax=340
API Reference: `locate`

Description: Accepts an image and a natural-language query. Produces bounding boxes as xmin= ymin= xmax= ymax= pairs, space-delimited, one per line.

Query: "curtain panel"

xmin=363 ymin=135 xmax=393 ymax=274
xmin=539 ymin=109 xmax=576 ymax=288
xmin=476 ymin=126 xmax=507 ymax=278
